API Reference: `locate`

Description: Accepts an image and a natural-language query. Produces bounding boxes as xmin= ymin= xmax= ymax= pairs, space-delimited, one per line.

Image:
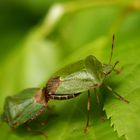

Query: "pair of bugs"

xmin=1 ymin=35 xmax=129 ymax=132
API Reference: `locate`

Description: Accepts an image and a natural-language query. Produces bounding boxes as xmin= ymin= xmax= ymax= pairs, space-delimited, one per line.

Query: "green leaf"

xmin=0 ymin=0 xmax=140 ymax=140
xmin=1 ymin=93 xmax=124 ymax=140
xmin=103 ymin=38 xmax=140 ymax=140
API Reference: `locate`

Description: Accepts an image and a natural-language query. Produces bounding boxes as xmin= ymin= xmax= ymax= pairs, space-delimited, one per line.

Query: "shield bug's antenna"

xmin=109 ymin=34 xmax=115 ymax=64
xmin=113 ymin=60 xmax=119 ymax=70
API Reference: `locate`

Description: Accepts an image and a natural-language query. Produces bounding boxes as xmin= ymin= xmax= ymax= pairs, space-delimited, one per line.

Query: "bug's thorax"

xmin=103 ymin=64 xmax=114 ymax=76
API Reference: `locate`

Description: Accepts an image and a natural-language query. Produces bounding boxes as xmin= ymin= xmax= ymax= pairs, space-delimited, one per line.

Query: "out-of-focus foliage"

xmin=0 ymin=0 xmax=140 ymax=140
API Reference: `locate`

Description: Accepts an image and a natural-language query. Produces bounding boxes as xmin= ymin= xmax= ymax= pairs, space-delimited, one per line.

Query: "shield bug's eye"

xmin=102 ymin=64 xmax=113 ymax=75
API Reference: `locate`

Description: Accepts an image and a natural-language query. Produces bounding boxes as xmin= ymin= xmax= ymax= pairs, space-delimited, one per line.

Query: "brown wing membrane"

xmin=46 ymin=76 xmax=61 ymax=94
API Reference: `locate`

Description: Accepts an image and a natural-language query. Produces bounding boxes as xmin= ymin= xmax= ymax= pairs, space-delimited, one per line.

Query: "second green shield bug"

xmin=1 ymin=87 xmax=80 ymax=129
xmin=44 ymin=34 xmax=129 ymax=132
xmin=1 ymin=88 xmax=48 ymax=128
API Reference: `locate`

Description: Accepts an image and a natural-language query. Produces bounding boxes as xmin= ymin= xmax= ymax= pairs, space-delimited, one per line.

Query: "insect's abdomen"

xmin=48 ymin=93 xmax=81 ymax=100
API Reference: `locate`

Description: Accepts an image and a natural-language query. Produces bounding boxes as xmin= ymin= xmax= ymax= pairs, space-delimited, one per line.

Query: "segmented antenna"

xmin=113 ymin=60 xmax=119 ymax=70
xmin=109 ymin=34 xmax=115 ymax=64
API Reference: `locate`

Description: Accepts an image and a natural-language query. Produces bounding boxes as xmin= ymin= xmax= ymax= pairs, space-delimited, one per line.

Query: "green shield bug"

xmin=1 ymin=85 xmax=80 ymax=129
xmin=44 ymin=34 xmax=129 ymax=132
xmin=1 ymin=34 xmax=129 ymax=132
xmin=1 ymin=88 xmax=48 ymax=128
xmin=1 ymin=86 xmax=80 ymax=129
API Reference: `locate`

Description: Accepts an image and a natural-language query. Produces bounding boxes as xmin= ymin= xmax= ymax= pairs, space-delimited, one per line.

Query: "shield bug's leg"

xmin=95 ymin=89 xmax=100 ymax=106
xmin=104 ymin=84 xmax=129 ymax=103
xmin=95 ymin=89 xmax=105 ymax=121
xmin=95 ymin=89 xmax=101 ymax=112
xmin=84 ymin=90 xmax=91 ymax=133
xmin=34 ymin=118 xmax=48 ymax=127
xmin=26 ymin=124 xmax=47 ymax=138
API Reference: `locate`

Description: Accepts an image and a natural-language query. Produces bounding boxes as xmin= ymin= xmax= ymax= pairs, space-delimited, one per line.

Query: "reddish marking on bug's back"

xmin=34 ymin=89 xmax=48 ymax=106
xmin=46 ymin=76 xmax=61 ymax=94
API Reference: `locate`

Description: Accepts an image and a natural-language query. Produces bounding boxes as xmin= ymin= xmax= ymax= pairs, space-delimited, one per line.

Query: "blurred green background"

xmin=0 ymin=0 xmax=140 ymax=140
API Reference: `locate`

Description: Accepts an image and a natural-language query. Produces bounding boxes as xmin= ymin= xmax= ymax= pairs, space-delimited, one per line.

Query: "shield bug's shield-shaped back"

xmin=1 ymin=88 xmax=48 ymax=128
xmin=45 ymin=34 xmax=128 ymax=101
xmin=44 ymin=34 xmax=129 ymax=132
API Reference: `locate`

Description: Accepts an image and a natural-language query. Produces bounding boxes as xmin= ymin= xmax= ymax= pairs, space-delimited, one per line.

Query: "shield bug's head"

xmin=102 ymin=34 xmax=119 ymax=75
xmin=102 ymin=61 xmax=119 ymax=75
